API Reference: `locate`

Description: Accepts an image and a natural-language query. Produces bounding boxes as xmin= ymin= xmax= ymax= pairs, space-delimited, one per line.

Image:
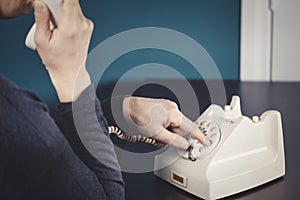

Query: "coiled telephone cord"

xmin=108 ymin=126 xmax=166 ymax=148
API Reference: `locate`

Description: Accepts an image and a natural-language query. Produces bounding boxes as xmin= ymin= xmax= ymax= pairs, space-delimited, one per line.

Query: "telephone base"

xmin=154 ymin=96 xmax=285 ymax=200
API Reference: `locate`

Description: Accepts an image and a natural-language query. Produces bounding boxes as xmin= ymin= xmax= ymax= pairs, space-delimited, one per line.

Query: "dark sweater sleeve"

xmin=56 ymin=85 xmax=125 ymax=200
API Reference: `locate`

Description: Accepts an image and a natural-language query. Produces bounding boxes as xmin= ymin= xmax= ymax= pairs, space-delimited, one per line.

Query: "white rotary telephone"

xmin=154 ymin=96 xmax=285 ymax=199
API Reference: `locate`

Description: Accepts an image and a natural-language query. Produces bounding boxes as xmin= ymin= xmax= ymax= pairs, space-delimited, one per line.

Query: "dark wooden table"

xmin=100 ymin=80 xmax=300 ymax=200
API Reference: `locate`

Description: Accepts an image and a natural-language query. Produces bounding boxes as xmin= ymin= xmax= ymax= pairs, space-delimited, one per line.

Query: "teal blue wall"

xmin=0 ymin=0 xmax=240 ymax=105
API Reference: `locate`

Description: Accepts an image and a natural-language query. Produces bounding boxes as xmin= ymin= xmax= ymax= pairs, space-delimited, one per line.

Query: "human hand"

xmin=33 ymin=0 xmax=93 ymax=102
xmin=123 ymin=97 xmax=211 ymax=149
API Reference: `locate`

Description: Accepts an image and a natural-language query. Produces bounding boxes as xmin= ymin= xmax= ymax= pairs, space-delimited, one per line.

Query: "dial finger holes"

xmin=206 ymin=122 xmax=212 ymax=128
xmin=210 ymin=127 xmax=216 ymax=132
xmin=199 ymin=120 xmax=207 ymax=126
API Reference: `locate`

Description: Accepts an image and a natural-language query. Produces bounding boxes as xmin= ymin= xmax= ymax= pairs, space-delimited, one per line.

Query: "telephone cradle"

xmin=154 ymin=96 xmax=285 ymax=200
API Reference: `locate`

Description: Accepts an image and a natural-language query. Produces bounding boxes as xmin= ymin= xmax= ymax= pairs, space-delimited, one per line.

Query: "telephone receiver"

xmin=25 ymin=0 xmax=62 ymax=50
xmin=155 ymin=96 xmax=285 ymax=200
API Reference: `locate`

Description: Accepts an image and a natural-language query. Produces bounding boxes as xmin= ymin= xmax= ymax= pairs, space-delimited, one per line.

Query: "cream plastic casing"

xmin=25 ymin=0 xmax=62 ymax=50
xmin=154 ymin=96 xmax=285 ymax=200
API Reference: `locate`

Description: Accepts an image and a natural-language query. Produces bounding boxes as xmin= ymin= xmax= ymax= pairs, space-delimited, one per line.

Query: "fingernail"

xmin=203 ymin=138 xmax=212 ymax=146
xmin=34 ymin=1 xmax=43 ymax=13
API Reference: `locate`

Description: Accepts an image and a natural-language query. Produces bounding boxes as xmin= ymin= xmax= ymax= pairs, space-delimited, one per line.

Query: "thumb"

xmin=34 ymin=0 xmax=51 ymax=47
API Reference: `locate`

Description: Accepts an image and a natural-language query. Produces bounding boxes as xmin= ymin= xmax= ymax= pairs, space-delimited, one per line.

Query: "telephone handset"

xmin=25 ymin=0 xmax=62 ymax=50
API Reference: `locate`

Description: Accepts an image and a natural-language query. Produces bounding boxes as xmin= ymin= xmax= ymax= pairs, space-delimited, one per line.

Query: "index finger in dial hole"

xmin=179 ymin=115 xmax=211 ymax=146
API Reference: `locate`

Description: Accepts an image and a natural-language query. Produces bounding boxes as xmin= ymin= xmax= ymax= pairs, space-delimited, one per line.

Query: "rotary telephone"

xmin=154 ymin=96 xmax=285 ymax=199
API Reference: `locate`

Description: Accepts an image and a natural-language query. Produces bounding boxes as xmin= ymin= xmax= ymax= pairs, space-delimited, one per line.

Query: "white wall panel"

xmin=240 ymin=0 xmax=300 ymax=82
xmin=272 ymin=0 xmax=300 ymax=81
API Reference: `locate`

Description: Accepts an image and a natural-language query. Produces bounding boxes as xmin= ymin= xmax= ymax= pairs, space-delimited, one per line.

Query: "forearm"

xmin=48 ymin=67 xmax=91 ymax=102
xmin=56 ymin=85 xmax=125 ymax=199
